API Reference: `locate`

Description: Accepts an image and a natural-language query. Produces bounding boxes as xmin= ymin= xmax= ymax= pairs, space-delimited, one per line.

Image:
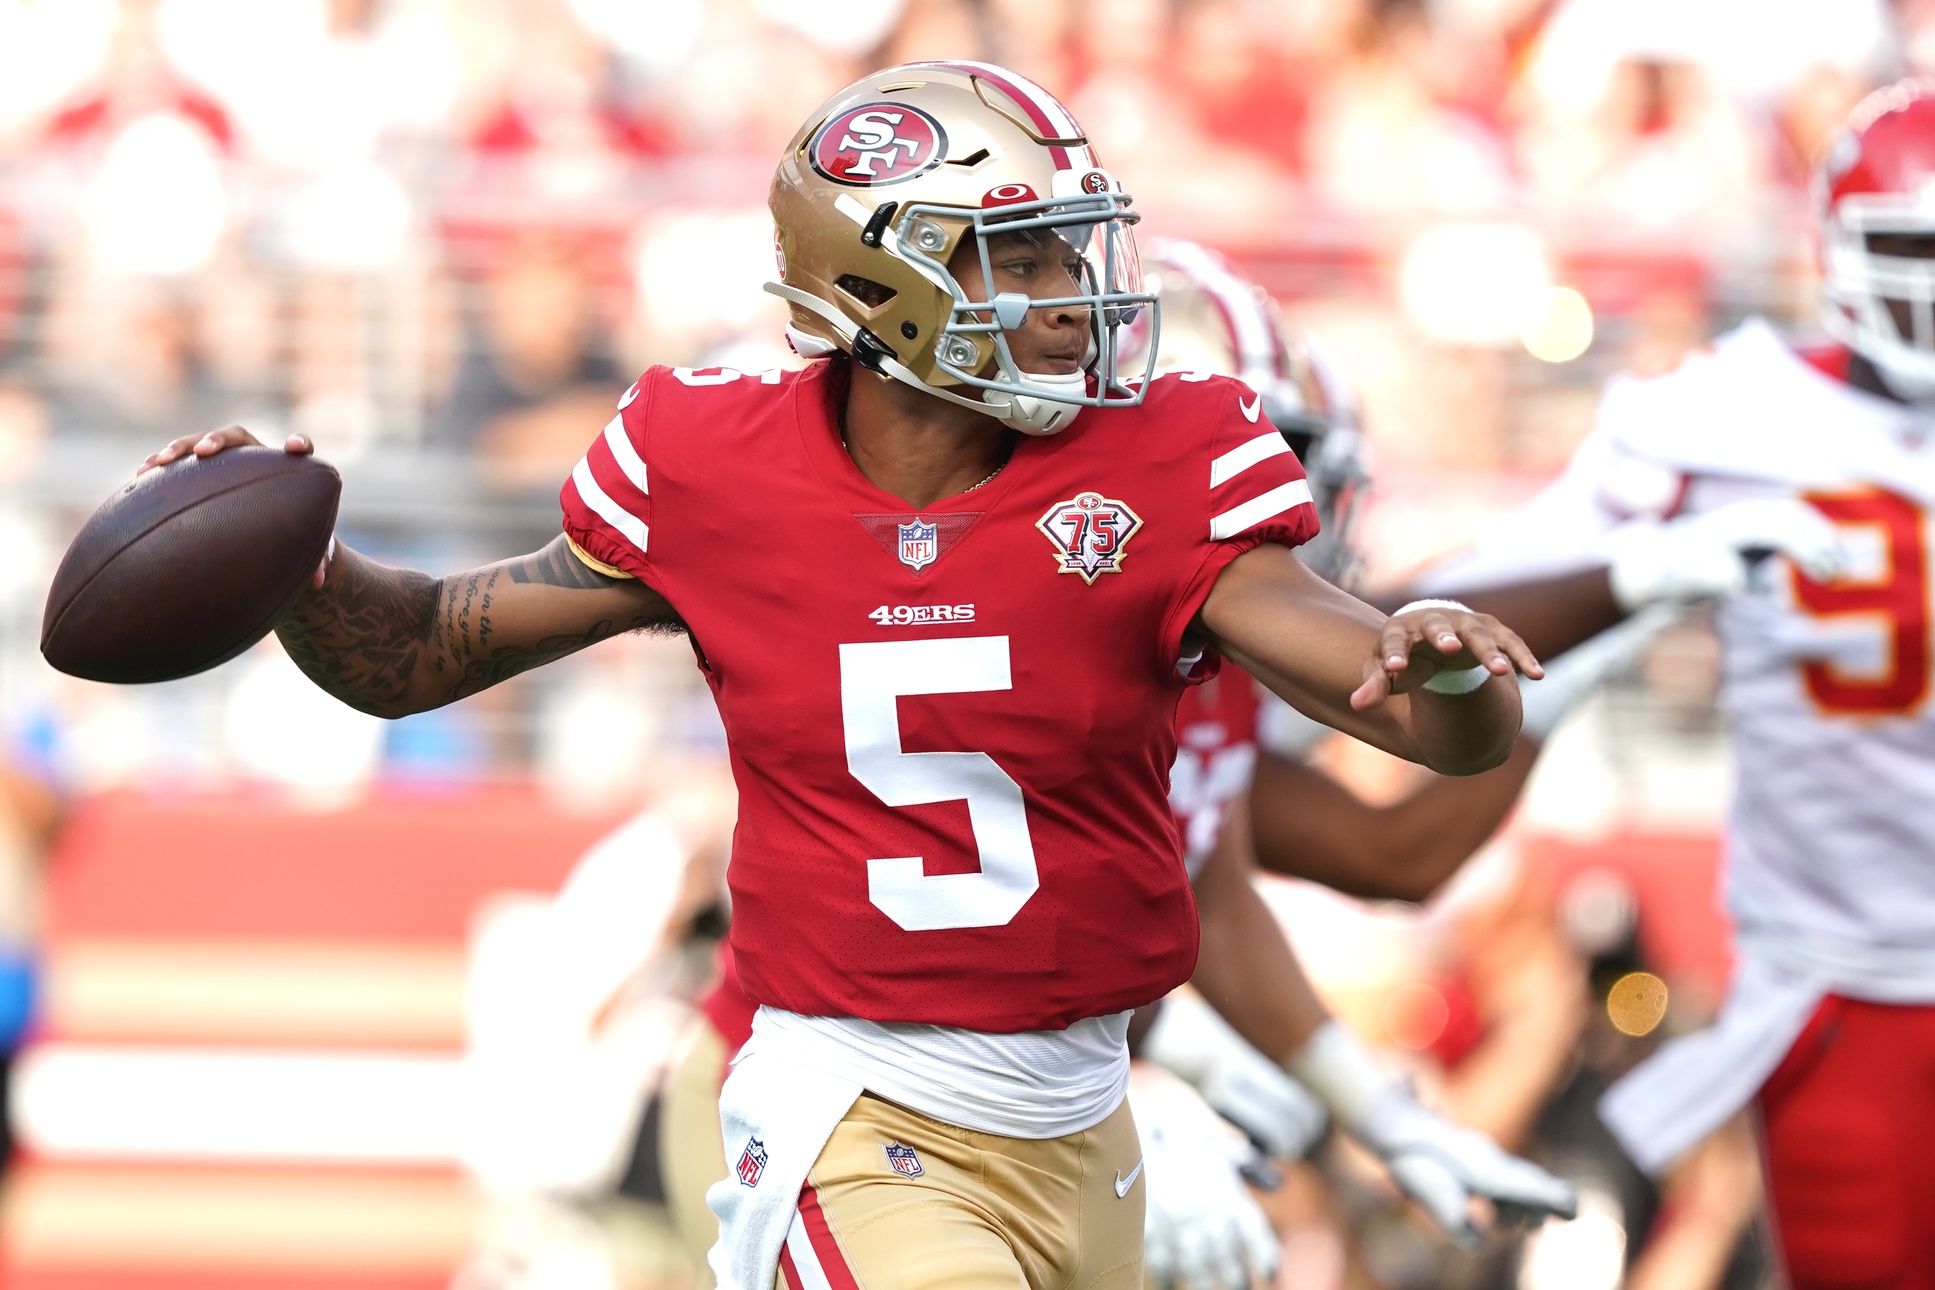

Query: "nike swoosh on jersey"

xmin=1114 ymin=1159 xmax=1144 ymax=1197
xmin=1239 ymin=394 xmax=1261 ymax=423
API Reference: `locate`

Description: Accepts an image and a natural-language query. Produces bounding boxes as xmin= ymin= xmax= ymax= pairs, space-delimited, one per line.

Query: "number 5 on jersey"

xmin=840 ymin=637 xmax=1040 ymax=931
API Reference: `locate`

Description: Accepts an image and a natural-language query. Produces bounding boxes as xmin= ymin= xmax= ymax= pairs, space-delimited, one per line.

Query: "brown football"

xmin=41 ymin=447 xmax=341 ymax=684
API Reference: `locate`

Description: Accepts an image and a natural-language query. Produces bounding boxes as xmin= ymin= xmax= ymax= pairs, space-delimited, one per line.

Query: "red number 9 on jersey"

xmin=1793 ymin=489 xmax=1931 ymax=716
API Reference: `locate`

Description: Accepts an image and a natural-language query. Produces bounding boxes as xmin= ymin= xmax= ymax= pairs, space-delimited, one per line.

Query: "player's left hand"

xmin=1352 ymin=601 xmax=1544 ymax=710
xmin=1130 ymin=1066 xmax=1281 ymax=1290
xmin=1353 ymin=1084 xmax=1578 ymax=1249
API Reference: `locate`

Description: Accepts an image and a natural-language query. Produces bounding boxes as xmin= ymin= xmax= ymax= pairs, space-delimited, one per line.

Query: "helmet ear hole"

xmin=835 ymin=275 xmax=898 ymax=311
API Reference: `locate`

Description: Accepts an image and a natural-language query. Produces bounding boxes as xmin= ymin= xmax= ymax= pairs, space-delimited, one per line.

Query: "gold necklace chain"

xmin=843 ymin=443 xmax=1007 ymax=494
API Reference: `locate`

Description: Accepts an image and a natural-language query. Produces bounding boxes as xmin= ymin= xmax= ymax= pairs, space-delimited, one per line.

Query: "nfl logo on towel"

xmin=884 ymin=1142 xmax=924 ymax=1177
xmin=898 ymin=519 xmax=938 ymax=572
xmin=737 ymin=1137 xmax=769 ymax=1187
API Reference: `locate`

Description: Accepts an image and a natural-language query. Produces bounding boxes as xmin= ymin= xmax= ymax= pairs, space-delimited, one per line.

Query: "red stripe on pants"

xmin=778 ymin=1241 xmax=806 ymax=1290
xmin=798 ymin=1183 xmax=863 ymax=1290
xmin=1758 ymin=995 xmax=1935 ymax=1289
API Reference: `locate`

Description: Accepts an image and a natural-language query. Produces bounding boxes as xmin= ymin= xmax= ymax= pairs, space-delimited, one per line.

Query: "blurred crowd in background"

xmin=0 ymin=2 xmax=1920 ymax=1289
xmin=0 ymin=0 xmax=1913 ymax=801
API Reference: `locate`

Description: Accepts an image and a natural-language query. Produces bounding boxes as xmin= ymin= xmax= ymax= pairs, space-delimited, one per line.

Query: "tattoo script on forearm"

xmin=276 ymin=536 xmax=672 ymax=716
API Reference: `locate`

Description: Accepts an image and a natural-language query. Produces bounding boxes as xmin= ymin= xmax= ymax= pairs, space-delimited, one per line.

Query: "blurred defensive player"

xmin=146 ymin=63 xmax=1569 ymax=1290
xmin=1415 ymin=77 xmax=1935 ymax=1290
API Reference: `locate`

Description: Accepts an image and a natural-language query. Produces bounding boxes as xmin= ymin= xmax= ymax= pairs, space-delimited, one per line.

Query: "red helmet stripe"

xmin=926 ymin=60 xmax=1091 ymax=170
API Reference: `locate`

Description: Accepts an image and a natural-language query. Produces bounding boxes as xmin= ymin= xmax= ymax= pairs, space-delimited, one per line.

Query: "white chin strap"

xmin=982 ymin=369 xmax=1087 ymax=435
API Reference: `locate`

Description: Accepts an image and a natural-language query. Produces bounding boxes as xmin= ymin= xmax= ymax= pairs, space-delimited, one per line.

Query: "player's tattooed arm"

xmin=276 ymin=535 xmax=680 ymax=718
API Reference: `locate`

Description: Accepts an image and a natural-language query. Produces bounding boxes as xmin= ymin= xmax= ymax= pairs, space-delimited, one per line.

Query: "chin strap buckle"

xmin=851 ymin=327 xmax=898 ymax=375
xmin=859 ymin=201 xmax=898 ymax=249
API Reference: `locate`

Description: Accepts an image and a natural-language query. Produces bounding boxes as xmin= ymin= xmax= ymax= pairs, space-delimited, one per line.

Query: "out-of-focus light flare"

xmin=1607 ymin=971 xmax=1669 ymax=1037
xmin=1399 ymin=222 xmax=1551 ymax=346
xmin=632 ymin=209 xmax=789 ymax=346
xmin=1382 ymin=982 xmax=1449 ymax=1052
xmin=85 ymin=114 xmax=228 ymax=276
xmin=0 ymin=0 xmax=114 ymax=134
xmin=288 ymin=165 xmax=412 ymax=271
xmin=1521 ymin=285 xmax=1595 ymax=362
xmin=1519 ymin=1187 xmax=1626 ymax=1290
xmin=570 ymin=0 xmax=702 ymax=75
xmin=754 ymin=0 xmax=906 ymax=55
xmin=225 ymin=645 xmax=383 ymax=805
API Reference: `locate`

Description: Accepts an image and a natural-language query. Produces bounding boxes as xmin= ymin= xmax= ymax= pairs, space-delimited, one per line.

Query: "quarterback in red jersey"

xmin=148 ymin=62 xmax=1548 ymax=1290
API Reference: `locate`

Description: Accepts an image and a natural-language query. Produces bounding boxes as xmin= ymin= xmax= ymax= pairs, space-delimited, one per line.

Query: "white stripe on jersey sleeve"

xmin=572 ymin=457 xmax=649 ymax=554
xmin=1210 ymin=479 xmax=1313 ymax=541
xmin=1209 ymin=430 xmax=1292 ymax=488
xmin=601 ymin=416 xmax=649 ymax=496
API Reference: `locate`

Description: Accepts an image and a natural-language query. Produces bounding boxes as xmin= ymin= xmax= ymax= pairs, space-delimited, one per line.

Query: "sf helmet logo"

xmin=811 ymin=102 xmax=947 ymax=186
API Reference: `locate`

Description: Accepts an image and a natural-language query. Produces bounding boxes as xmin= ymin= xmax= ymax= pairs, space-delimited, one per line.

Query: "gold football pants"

xmin=660 ymin=1016 xmax=1146 ymax=1290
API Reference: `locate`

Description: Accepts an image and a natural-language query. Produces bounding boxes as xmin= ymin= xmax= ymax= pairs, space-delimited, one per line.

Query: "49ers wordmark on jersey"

xmin=1037 ymin=491 xmax=1144 ymax=582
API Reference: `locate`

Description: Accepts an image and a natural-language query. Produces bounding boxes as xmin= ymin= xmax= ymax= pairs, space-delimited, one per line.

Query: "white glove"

xmin=1601 ymin=497 xmax=1846 ymax=612
xmin=1141 ymin=990 xmax=1329 ymax=1160
xmin=1130 ymin=1063 xmax=1281 ymax=1290
xmin=1286 ymin=1021 xmax=1576 ymax=1249
xmin=1518 ymin=601 xmax=1680 ymax=741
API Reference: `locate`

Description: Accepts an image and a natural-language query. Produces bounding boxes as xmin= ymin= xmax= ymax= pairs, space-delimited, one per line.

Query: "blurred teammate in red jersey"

xmin=146 ymin=62 xmax=1570 ymax=1290
xmin=1412 ymin=77 xmax=1935 ymax=1290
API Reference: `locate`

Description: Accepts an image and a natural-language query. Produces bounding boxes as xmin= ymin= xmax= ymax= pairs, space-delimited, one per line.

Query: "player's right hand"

xmin=1602 ymin=497 xmax=1846 ymax=611
xmin=139 ymin=425 xmax=312 ymax=475
xmin=1130 ymin=1065 xmax=1281 ymax=1290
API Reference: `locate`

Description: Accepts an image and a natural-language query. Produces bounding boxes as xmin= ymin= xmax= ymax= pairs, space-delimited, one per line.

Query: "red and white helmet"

xmin=1127 ymin=240 xmax=1368 ymax=584
xmin=1819 ymin=78 xmax=1935 ymax=400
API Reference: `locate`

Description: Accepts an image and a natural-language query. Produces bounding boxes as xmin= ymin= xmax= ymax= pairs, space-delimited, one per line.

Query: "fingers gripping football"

xmin=139 ymin=426 xmax=312 ymax=476
xmin=1351 ymin=603 xmax=1544 ymax=710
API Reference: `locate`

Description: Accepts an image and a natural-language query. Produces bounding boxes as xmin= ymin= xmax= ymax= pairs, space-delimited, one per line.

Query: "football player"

xmin=615 ymin=243 xmax=1604 ymax=1290
xmin=146 ymin=63 xmax=1570 ymax=1290
xmin=1407 ymin=77 xmax=1935 ymax=1290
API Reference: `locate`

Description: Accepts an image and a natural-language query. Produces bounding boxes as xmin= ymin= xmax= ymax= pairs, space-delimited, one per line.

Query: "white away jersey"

xmin=1430 ymin=319 xmax=1935 ymax=965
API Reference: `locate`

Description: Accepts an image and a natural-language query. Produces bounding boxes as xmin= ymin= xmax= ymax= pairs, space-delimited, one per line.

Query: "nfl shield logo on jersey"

xmin=898 ymin=519 xmax=939 ymax=572
xmin=884 ymin=1141 xmax=924 ymax=1177
xmin=1037 ymin=491 xmax=1144 ymax=584
xmin=736 ymin=1137 xmax=769 ymax=1187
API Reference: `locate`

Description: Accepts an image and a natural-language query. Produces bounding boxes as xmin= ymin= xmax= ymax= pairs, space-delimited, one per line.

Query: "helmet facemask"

xmin=895 ymin=187 xmax=1158 ymax=434
xmin=1823 ymin=195 xmax=1935 ymax=401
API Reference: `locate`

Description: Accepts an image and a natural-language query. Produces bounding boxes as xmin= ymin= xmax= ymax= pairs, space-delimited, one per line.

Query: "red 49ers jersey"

xmin=562 ymin=361 xmax=1316 ymax=1032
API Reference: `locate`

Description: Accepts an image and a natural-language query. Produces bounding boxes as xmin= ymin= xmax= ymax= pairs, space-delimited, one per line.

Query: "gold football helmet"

xmin=1131 ymin=239 xmax=1369 ymax=584
xmin=766 ymin=61 xmax=1155 ymax=435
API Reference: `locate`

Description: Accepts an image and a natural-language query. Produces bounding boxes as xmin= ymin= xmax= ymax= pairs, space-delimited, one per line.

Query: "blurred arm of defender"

xmin=1184 ymin=789 xmax=1330 ymax=1063
xmin=1196 ymin=545 xmax=1537 ymax=777
xmin=1247 ymin=740 xmax=1538 ymax=903
xmin=141 ymin=428 xmax=682 ymax=719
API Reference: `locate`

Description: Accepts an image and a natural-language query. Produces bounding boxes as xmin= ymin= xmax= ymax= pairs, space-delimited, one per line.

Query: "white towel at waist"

xmin=706 ymin=1043 xmax=862 ymax=1290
